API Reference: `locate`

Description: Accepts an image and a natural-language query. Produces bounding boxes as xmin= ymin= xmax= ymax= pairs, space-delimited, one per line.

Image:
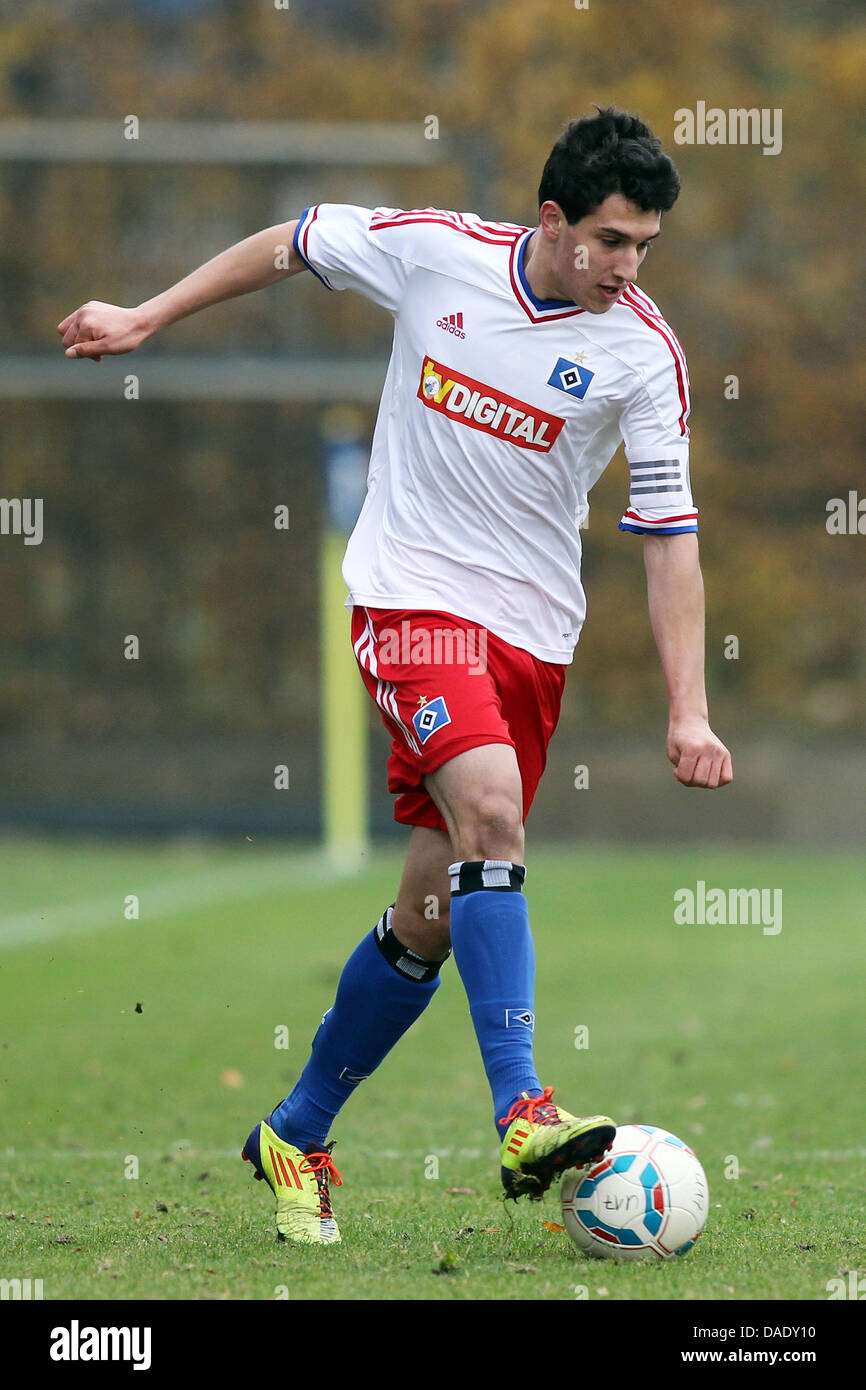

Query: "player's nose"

xmin=612 ymin=248 xmax=641 ymax=284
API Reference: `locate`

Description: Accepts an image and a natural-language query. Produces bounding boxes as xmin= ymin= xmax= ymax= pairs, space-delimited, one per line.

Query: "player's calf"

xmin=390 ymin=824 xmax=453 ymax=958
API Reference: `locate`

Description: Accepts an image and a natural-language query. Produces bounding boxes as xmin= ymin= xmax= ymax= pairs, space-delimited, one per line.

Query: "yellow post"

xmin=320 ymin=407 xmax=369 ymax=870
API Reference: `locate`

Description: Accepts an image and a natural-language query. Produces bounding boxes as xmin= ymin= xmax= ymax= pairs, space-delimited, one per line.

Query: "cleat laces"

xmin=498 ymin=1086 xmax=561 ymax=1130
xmin=300 ymin=1147 xmax=343 ymax=1221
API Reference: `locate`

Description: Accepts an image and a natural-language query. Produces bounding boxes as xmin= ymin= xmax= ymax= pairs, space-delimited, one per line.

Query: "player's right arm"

xmin=57 ymin=221 xmax=305 ymax=361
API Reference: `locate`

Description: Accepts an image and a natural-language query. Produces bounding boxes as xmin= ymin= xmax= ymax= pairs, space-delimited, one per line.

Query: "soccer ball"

xmin=560 ymin=1124 xmax=709 ymax=1260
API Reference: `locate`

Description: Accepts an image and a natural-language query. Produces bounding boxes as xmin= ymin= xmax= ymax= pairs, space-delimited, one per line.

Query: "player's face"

xmin=543 ymin=194 xmax=662 ymax=313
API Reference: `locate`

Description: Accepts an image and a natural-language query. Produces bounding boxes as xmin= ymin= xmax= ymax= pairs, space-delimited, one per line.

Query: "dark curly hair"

xmin=538 ymin=106 xmax=680 ymax=223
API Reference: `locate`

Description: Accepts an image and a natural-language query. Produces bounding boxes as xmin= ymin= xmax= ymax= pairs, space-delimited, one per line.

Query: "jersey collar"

xmin=509 ymin=229 xmax=585 ymax=323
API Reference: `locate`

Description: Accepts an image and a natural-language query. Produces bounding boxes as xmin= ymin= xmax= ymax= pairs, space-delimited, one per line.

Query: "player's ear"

xmin=538 ymin=200 xmax=563 ymax=238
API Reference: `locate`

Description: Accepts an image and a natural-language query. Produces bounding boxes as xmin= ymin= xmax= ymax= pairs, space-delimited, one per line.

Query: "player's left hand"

xmin=666 ymin=716 xmax=732 ymax=788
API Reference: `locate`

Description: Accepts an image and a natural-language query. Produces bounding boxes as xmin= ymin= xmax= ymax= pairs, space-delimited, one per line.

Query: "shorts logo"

xmin=547 ymin=356 xmax=595 ymax=399
xmin=505 ymin=1008 xmax=535 ymax=1030
xmin=411 ymin=694 xmax=452 ymax=744
xmin=418 ymin=356 xmax=565 ymax=452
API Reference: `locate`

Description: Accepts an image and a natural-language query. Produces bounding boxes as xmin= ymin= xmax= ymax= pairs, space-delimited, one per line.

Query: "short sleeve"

xmin=293 ymin=204 xmax=411 ymax=315
xmin=617 ymin=332 xmax=698 ymax=536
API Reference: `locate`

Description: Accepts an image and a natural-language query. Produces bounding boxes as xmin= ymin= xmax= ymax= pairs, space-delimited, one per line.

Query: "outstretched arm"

xmin=57 ymin=220 xmax=304 ymax=361
xmin=643 ymin=531 xmax=732 ymax=789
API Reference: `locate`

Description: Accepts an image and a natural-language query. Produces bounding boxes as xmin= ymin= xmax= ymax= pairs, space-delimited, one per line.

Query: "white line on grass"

xmin=0 ymin=851 xmax=352 ymax=949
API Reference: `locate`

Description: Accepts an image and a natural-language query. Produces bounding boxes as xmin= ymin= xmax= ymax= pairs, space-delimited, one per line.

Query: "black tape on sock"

xmin=373 ymin=905 xmax=450 ymax=983
xmin=448 ymin=860 xmax=527 ymax=896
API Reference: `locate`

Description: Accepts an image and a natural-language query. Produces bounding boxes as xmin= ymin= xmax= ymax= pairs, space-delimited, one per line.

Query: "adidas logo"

xmin=436 ymin=311 xmax=466 ymax=339
xmin=506 ymin=1126 xmax=530 ymax=1156
xmin=269 ymin=1145 xmax=304 ymax=1189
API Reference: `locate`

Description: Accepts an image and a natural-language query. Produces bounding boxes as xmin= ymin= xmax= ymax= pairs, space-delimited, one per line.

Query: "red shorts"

xmin=351 ymin=606 xmax=567 ymax=832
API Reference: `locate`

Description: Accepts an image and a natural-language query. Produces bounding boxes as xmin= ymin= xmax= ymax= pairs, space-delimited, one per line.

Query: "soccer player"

xmin=58 ymin=107 xmax=732 ymax=1245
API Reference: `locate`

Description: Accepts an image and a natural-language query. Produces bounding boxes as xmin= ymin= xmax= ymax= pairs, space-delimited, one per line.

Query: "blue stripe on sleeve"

xmin=618 ymin=521 xmax=699 ymax=535
xmin=293 ymin=207 xmax=334 ymax=290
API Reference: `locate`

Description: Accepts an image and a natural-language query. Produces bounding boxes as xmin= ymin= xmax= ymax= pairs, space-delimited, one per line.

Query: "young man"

xmin=59 ymin=107 xmax=732 ymax=1246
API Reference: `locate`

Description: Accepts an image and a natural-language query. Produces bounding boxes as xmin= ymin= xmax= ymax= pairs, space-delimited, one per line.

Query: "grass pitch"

xmin=0 ymin=837 xmax=863 ymax=1302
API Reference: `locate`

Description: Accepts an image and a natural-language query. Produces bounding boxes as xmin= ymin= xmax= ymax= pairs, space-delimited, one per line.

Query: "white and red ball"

xmin=561 ymin=1124 xmax=709 ymax=1260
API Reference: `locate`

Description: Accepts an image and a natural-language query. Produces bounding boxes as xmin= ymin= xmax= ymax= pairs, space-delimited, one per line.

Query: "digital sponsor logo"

xmin=418 ymin=356 xmax=564 ymax=452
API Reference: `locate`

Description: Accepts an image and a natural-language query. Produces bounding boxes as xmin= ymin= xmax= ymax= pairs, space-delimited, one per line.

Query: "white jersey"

xmin=293 ymin=204 xmax=697 ymax=664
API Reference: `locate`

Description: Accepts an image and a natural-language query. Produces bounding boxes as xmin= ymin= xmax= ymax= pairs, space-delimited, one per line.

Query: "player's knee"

xmin=454 ymin=790 xmax=524 ymax=862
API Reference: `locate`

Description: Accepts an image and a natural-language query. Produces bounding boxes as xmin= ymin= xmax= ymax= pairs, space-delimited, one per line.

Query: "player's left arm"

xmin=643 ymin=532 xmax=732 ymax=789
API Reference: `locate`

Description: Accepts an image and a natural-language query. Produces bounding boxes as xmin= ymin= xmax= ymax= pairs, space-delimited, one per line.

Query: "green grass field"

xmin=1 ymin=837 xmax=864 ymax=1303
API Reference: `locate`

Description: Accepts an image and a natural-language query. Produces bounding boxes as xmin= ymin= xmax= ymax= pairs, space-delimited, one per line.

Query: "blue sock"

xmin=448 ymin=860 xmax=542 ymax=1137
xmin=269 ymin=908 xmax=445 ymax=1149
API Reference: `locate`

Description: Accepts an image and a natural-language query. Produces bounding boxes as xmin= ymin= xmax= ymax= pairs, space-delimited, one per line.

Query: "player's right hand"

xmin=57 ymin=302 xmax=150 ymax=363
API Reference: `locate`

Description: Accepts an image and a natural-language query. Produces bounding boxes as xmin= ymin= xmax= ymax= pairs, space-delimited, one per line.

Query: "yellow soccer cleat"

xmin=499 ymin=1087 xmax=615 ymax=1200
xmin=242 ymin=1117 xmax=342 ymax=1244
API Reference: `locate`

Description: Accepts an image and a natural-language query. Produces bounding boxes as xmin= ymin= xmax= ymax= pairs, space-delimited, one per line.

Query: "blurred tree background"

xmin=0 ymin=0 xmax=863 ymax=834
